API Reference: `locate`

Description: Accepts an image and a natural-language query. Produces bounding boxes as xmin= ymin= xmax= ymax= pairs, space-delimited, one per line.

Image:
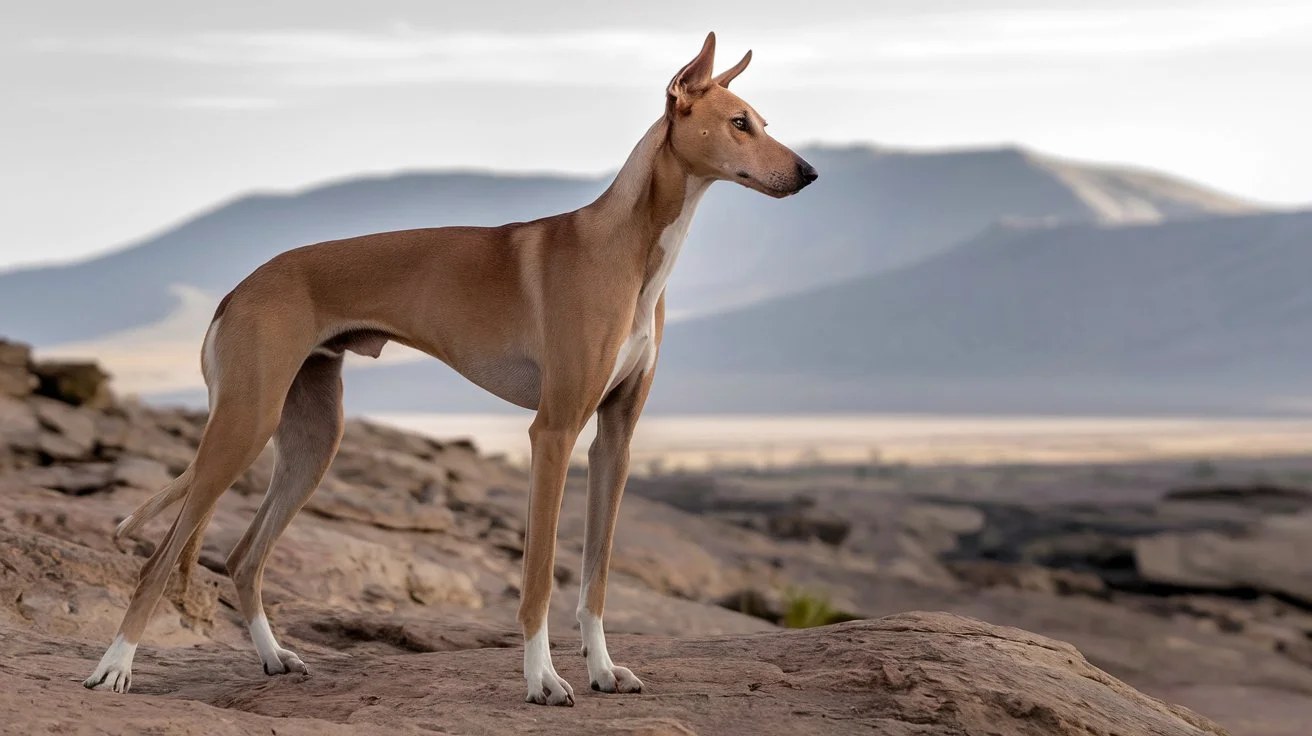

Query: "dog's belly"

xmin=460 ymin=354 xmax=542 ymax=410
xmin=318 ymin=329 xmax=541 ymax=410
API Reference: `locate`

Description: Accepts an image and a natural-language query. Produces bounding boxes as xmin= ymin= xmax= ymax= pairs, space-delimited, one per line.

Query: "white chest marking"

xmin=605 ymin=178 xmax=710 ymax=395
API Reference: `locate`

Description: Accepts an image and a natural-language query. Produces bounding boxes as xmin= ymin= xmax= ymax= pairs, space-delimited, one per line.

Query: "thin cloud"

xmin=870 ymin=6 xmax=1312 ymax=59
xmin=26 ymin=28 xmax=700 ymax=72
xmin=27 ymin=3 xmax=1312 ymax=84
xmin=170 ymin=96 xmax=284 ymax=110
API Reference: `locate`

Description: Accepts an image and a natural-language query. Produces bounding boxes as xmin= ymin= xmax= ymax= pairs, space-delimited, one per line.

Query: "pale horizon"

xmin=4 ymin=0 xmax=1311 ymax=271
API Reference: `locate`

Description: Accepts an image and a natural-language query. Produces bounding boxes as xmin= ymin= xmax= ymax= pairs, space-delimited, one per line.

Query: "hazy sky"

xmin=3 ymin=0 xmax=1309 ymax=271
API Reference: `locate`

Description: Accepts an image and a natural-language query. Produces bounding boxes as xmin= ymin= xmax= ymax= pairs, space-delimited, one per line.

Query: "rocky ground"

xmin=626 ymin=458 xmax=1312 ymax=736
xmin=0 ymin=337 xmax=1298 ymax=734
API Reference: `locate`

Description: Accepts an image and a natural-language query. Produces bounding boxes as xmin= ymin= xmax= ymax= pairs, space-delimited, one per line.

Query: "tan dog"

xmin=84 ymin=31 xmax=816 ymax=706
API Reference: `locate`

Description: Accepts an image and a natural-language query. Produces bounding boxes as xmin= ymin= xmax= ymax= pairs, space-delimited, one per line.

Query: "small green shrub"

xmin=781 ymin=589 xmax=862 ymax=629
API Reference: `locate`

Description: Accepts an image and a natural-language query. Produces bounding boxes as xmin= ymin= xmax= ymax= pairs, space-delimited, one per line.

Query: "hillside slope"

xmin=650 ymin=209 xmax=1312 ymax=414
xmin=675 ymin=145 xmax=1255 ymax=316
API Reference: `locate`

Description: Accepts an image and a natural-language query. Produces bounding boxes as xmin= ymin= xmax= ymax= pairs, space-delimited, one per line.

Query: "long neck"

xmin=590 ymin=118 xmax=712 ymax=232
xmin=584 ymin=117 xmax=712 ymax=279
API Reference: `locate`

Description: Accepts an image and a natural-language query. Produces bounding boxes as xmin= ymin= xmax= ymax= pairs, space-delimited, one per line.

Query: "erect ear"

xmin=713 ymin=49 xmax=752 ymax=88
xmin=666 ymin=32 xmax=717 ymax=116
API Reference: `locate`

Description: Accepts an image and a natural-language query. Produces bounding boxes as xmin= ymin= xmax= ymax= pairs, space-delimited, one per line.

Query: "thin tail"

xmin=114 ymin=466 xmax=195 ymax=539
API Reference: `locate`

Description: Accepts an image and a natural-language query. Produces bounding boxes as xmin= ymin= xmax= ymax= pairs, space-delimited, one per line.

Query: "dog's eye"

xmin=731 ymin=117 xmax=748 ymax=131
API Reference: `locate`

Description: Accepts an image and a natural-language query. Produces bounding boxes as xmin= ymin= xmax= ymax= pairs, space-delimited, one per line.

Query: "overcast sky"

xmin=2 ymin=0 xmax=1309 ymax=271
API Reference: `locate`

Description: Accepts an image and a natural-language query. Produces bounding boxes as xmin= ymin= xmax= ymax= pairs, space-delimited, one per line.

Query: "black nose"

xmin=797 ymin=160 xmax=819 ymax=186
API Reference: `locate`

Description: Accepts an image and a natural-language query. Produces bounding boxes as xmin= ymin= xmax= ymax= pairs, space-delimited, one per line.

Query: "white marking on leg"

xmin=250 ymin=612 xmax=307 ymax=675
xmin=250 ymin=613 xmax=281 ymax=665
xmin=580 ymin=610 xmax=613 ymax=671
xmin=604 ymin=332 xmax=649 ymax=395
xmin=83 ymin=634 xmax=137 ymax=693
xmin=577 ymin=595 xmax=644 ymax=694
xmin=523 ymin=625 xmax=575 ymax=706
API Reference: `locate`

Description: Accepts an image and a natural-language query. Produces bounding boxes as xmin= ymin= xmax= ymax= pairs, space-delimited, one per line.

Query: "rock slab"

xmin=0 ymin=612 xmax=1229 ymax=736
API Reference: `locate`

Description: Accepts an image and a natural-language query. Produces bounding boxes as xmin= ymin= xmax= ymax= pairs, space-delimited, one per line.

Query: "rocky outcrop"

xmin=0 ymin=338 xmax=1278 ymax=734
xmin=32 ymin=359 xmax=113 ymax=408
xmin=624 ymin=465 xmax=1312 ymax=734
xmin=0 ymin=611 xmax=1230 ymax=736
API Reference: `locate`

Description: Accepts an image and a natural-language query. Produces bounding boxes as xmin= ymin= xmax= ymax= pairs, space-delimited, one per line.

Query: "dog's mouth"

xmin=735 ymin=171 xmax=804 ymax=198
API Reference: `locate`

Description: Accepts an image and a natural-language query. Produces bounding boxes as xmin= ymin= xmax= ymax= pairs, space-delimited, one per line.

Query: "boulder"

xmin=0 ymin=396 xmax=42 ymax=469
xmin=36 ymin=430 xmax=95 ymax=462
xmin=32 ymin=360 xmax=113 ymax=408
xmin=32 ymin=397 xmax=100 ymax=456
xmin=0 ymin=340 xmax=36 ymax=398
xmin=16 ymin=462 xmax=116 ymax=495
xmin=112 ymin=455 xmax=175 ymax=491
xmin=948 ymin=559 xmax=1108 ymax=597
xmin=1135 ymin=514 xmax=1312 ymax=604
xmin=305 ymin=476 xmax=455 ymax=533
xmin=254 ymin=524 xmax=482 ymax=611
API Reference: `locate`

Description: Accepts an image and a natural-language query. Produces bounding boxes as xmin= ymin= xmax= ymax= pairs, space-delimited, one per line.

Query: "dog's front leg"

xmin=518 ymin=408 xmax=587 ymax=706
xmin=577 ymin=372 xmax=653 ymax=694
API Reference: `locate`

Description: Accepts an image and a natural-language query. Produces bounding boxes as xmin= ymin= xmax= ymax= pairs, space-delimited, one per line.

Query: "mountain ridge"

xmin=645 ymin=207 xmax=1312 ymax=414
xmin=0 ymin=143 xmax=1269 ymax=414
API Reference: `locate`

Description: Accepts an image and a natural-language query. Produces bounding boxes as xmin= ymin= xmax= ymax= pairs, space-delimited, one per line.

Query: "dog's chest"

xmin=604 ymin=180 xmax=708 ymax=396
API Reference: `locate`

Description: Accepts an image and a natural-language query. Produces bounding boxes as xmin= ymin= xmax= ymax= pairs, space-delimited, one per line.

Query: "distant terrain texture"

xmin=5 ymin=143 xmax=1307 ymax=416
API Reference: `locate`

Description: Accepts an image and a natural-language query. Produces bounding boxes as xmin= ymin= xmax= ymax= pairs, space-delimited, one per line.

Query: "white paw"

xmin=84 ymin=635 xmax=136 ymax=693
xmin=83 ymin=664 xmax=132 ymax=693
xmin=250 ymin=614 xmax=308 ymax=676
xmin=579 ymin=612 xmax=643 ymax=694
xmin=524 ymin=628 xmax=574 ymax=707
xmin=525 ymin=667 xmax=576 ymax=707
xmin=590 ymin=664 xmax=644 ymax=694
xmin=262 ymin=647 xmax=309 ymax=676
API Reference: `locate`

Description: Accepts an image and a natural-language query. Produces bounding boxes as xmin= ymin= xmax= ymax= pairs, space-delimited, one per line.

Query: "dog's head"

xmin=665 ymin=32 xmax=817 ymax=197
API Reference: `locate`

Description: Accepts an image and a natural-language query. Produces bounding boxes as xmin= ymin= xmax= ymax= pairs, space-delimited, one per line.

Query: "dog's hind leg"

xmin=226 ymin=352 xmax=344 ymax=677
xmin=85 ymin=300 xmax=315 ymax=694
xmin=576 ymin=369 xmax=653 ymax=694
xmin=84 ymin=380 xmax=286 ymax=692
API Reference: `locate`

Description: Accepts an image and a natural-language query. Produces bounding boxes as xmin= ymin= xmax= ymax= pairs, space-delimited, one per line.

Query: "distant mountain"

xmin=675 ymin=145 xmax=1255 ymax=317
xmin=0 ymin=145 xmax=1253 ymax=350
xmin=651 ymin=209 xmax=1312 ymax=415
xmin=0 ymin=173 xmax=601 ymax=345
xmin=7 ymin=143 xmax=1288 ymax=415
